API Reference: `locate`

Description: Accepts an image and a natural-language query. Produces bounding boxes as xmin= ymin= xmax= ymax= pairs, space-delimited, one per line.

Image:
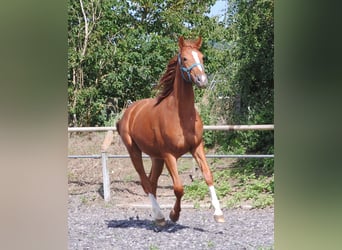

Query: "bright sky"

xmin=209 ymin=0 xmax=227 ymax=17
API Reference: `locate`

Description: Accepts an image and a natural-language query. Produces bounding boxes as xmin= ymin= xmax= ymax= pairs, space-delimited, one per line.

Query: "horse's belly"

xmin=132 ymin=128 xmax=195 ymax=159
xmin=161 ymin=129 xmax=202 ymax=157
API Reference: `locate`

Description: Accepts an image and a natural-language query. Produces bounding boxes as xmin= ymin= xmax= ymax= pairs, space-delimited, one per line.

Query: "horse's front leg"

xmin=191 ymin=142 xmax=225 ymax=223
xmin=164 ymin=154 xmax=183 ymax=222
xmin=148 ymin=158 xmax=166 ymax=226
xmin=149 ymin=158 xmax=164 ymax=197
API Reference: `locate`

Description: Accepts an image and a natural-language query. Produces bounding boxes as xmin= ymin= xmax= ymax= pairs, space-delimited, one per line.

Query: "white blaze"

xmin=191 ymin=51 xmax=203 ymax=72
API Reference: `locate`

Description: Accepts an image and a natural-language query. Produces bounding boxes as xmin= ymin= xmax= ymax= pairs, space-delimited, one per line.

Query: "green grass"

xmin=177 ymin=159 xmax=193 ymax=174
xmin=184 ymin=165 xmax=274 ymax=209
xmin=149 ymin=244 xmax=159 ymax=250
xmin=80 ymin=195 xmax=88 ymax=204
xmin=193 ymin=201 xmax=200 ymax=209
xmin=257 ymin=246 xmax=274 ymax=250
xmin=123 ymin=174 xmax=135 ymax=182
xmin=229 ymin=171 xmax=274 ymax=208
xmin=184 ymin=179 xmax=208 ymax=200
xmin=207 ymin=240 xmax=215 ymax=248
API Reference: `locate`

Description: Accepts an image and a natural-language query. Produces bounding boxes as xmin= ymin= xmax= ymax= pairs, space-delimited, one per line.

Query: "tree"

xmin=229 ymin=0 xmax=274 ymax=125
xmin=200 ymin=0 xmax=274 ymax=174
xmin=68 ymin=0 xmax=221 ymax=126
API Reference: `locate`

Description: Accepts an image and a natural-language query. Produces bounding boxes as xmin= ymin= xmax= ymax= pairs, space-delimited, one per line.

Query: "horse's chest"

xmin=163 ymin=126 xmax=201 ymax=150
xmin=153 ymin=109 xmax=203 ymax=153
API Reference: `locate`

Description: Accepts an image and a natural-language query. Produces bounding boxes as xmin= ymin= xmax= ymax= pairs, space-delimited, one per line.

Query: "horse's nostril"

xmin=200 ymin=75 xmax=207 ymax=83
xmin=195 ymin=74 xmax=208 ymax=88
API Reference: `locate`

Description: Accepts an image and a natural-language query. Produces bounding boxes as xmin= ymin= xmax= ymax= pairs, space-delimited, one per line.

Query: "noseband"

xmin=178 ymin=53 xmax=204 ymax=83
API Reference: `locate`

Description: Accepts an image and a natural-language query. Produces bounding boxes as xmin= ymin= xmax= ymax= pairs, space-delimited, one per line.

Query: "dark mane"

xmin=154 ymin=55 xmax=178 ymax=106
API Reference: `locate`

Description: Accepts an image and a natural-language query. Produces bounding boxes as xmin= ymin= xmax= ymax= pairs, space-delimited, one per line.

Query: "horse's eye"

xmin=183 ymin=57 xmax=187 ymax=62
xmin=202 ymin=56 xmax=206 ymax=62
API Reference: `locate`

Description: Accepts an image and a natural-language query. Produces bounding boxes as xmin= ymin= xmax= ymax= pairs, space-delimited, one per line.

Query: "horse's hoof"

xmin=169 ymin=209 xmax=179 ymax=222
xmin=214 ymin=214 xmax=225 ymax=223
xmin=155 ymin=218 xmax=166 ymax=227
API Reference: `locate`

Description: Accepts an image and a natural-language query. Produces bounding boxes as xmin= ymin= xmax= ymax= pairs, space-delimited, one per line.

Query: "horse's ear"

xmin=195 ymin=36 xmax=202 ymax=48
xmin=178 ymin=36 xmax=185 ymax=48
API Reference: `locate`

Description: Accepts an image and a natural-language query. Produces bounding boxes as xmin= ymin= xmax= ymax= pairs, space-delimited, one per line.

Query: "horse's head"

xmin=178 ymin=36 xmax=208 ymax=88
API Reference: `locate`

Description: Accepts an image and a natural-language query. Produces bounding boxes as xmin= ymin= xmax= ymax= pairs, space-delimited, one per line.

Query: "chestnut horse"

xmin=116 ymin=36 xmax=224 ymax=226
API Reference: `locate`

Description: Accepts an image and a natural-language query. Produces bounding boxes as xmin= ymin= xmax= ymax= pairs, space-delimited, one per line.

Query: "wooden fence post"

xmin=101 ymin=131 xmax=113 ymax=202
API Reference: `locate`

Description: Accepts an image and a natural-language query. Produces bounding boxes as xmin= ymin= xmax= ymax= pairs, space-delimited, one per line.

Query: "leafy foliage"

xmin=199 ymin=0 xmax=274 ymax=175
xmin=68 ymin=0 xmax=220 ymax=126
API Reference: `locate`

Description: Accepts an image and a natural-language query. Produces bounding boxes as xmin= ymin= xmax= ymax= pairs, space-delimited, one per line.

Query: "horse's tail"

xmin=116 ymin=120 xmax=121 ymax=135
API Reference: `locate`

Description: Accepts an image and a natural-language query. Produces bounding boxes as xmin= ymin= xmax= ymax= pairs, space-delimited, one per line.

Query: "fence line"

xmin=68 ymin=125 xmax=274 ymax=202
xmin=67 ymin=124 xmax=274 ymax=132
xmin=68 ymin=154 xmax=274 ymax=159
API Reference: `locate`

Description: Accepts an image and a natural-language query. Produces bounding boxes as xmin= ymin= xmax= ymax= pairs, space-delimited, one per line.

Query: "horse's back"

xmin=117 ymin=98 xmax=156 ymax=143
xmin=117 ymin=98 xmax=154 ymax=131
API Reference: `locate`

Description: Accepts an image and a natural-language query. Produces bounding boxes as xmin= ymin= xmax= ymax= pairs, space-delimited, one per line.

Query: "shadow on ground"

xmin=106 ymin=217 xmax=207 ymax=233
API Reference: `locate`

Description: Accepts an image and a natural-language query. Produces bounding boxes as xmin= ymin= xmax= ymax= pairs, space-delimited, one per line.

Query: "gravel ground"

xmin=68 ymin=195 xmax=274 ymax=250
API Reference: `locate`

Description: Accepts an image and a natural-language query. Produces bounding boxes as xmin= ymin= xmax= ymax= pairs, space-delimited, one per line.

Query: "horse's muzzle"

xmin=194 ymin=74 xmax=208 ymax=88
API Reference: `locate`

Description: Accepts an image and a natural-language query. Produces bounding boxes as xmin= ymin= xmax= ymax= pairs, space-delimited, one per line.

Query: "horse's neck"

xmin=173 ymin=70 xmax=196 ymax=119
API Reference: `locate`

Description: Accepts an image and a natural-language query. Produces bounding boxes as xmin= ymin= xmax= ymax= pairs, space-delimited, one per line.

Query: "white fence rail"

xmin=68 ymin=124 xmax=274 ymax=132
xmin=68 ymin=125 xmax=274 ymax=202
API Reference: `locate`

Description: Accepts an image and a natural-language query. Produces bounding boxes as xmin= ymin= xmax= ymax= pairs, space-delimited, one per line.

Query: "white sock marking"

xmin=148 ymin=193 xmax=165 ymax=220
xmin=191 ymin=51 xmax=203 ymax=72
xmin=209 ymin=186 xmax=223 ymax=216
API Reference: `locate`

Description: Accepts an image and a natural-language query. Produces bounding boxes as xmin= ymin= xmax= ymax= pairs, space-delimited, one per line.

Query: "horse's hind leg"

xmin=124 ymin=140 xmax=153 ymax=194
xmin=191 ymin=142 xmax=225 ymax=223
xmin=126 ymin=144 xmax=165 ymax=225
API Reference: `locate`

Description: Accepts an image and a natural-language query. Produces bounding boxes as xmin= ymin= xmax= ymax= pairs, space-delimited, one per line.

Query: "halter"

xmin=178 ymin=53 xmax=204 ymax=83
